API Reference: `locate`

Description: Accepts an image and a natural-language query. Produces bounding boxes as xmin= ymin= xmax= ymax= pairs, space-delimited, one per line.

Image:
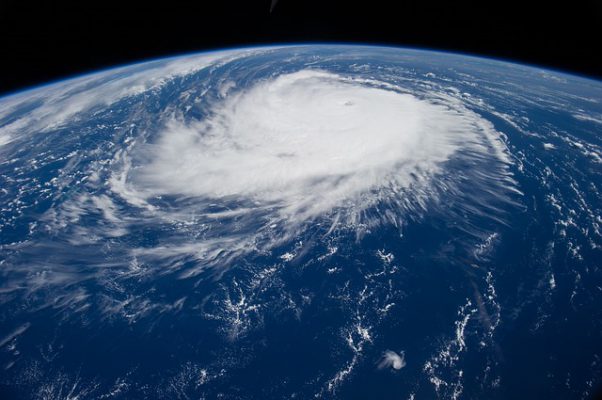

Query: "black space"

xmin=1 ymin=0 xmax=601 ymax=96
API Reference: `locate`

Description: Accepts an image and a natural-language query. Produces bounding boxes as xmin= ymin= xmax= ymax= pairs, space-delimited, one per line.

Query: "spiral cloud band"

xmin=122 ymin=70 xmax=511 ymax=243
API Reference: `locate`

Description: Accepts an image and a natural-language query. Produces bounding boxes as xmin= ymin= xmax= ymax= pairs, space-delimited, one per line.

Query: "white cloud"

xmin=0 ymin=322 xmax=31 ymax=348
xmin=377 ymin=350 xmax=406 ymax=370
xmin=122 ymin=70 xmax=489 ymax=223
xmin=543 ymin=142 xmax=556 ymax=150
xmin=108 ymin=69 xmax=513 ymax=266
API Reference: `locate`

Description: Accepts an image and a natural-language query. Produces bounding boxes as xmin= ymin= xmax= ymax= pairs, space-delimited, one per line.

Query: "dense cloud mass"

xmin=129 ymin=70 xmax=488 ymax=216
xmin=108 ymin=67 xmax=515 ymax=271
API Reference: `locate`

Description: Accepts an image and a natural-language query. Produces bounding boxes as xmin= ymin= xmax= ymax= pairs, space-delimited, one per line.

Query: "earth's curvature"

xmin=0 ymin=45 xmax=601 ymax=399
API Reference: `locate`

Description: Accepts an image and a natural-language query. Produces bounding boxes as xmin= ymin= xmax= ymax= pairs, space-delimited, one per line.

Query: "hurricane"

xmin=105 ymin=67 xmax=517 ymax=274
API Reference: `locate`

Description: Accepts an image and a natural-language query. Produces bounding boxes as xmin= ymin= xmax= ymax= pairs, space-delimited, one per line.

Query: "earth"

xmin=0 ymin=45 xmax=601 ymax=399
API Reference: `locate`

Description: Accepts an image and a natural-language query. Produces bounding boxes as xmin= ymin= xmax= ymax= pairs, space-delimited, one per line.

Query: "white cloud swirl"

xmin=117 ymin=69 xmax=510 ymax=245
xmin=377 ymin=350 xmax=406 ymax=370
